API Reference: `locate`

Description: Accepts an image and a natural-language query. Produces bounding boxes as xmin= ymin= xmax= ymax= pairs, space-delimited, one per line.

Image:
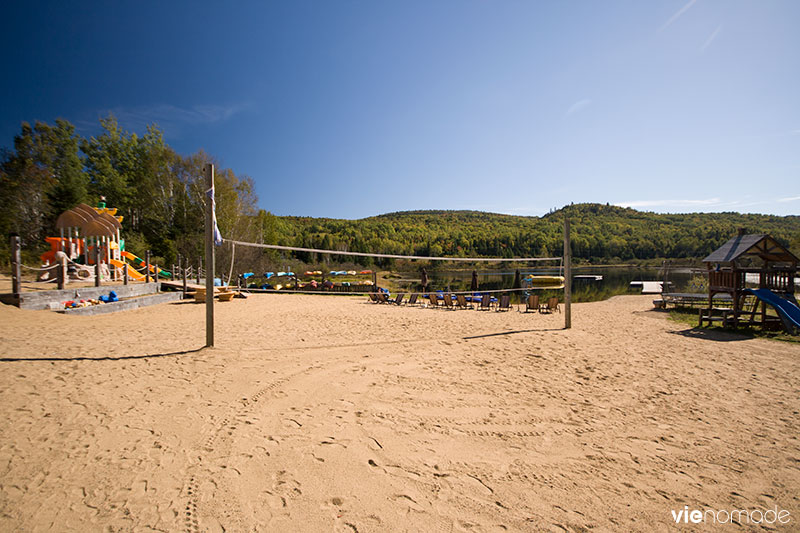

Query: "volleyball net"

xmin=223 ymin=238 xmax=565 ymax=297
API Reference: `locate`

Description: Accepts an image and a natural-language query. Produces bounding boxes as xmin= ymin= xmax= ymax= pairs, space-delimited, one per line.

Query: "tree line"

xmin=0 ymin=116 xmax=259 ymax=272
xmin=2 ymin=117 xmax=799 ymax=275
xmin=270 ymin=205 xmax=800 ymax=268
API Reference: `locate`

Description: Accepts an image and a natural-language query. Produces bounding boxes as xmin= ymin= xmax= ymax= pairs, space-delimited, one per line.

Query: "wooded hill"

xmin=268 ymin=205 xmax=800 ymax=267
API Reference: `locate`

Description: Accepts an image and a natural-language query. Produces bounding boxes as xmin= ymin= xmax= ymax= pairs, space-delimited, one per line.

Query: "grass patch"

xmin=668 ymin=308 xmax=800 ymax=344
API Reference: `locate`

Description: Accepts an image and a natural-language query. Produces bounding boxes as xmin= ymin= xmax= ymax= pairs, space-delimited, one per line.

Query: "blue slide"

xmin=745 ymin=289 xmax=800 ymax=334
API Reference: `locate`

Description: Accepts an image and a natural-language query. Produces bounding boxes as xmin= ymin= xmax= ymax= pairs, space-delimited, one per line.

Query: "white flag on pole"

xmin=206 ymin=186 xmax=223 ymax=246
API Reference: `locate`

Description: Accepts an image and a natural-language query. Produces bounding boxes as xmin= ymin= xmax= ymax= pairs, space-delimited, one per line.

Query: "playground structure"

xmin=700 ymin=230 xmax=799 ymax=333
xmin=40 ymin=202 xmax=124 ymax=281
xmin=39 ymin=202 xmax=172 ymax=283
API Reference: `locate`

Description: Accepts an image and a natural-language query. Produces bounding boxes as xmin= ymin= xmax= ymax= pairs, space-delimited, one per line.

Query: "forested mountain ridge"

xmin=270 ymin=205 xmax=800 ymax=265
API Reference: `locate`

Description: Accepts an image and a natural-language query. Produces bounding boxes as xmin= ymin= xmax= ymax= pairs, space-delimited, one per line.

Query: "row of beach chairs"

xmin=368 ymin=292 xmax=560 ymax=313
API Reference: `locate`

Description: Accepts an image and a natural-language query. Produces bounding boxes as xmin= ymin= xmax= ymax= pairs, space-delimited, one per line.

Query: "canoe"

xmin=524 ymin=275 xmax=565 ymax=285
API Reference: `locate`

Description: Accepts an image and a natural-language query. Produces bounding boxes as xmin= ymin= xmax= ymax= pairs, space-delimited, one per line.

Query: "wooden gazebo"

xmin=702 ymin=230 xmax=798 ymax=328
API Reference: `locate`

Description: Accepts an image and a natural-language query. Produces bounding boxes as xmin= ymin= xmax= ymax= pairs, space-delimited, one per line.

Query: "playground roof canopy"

xmin=55 ymin=209 xmax=90 ymax=229
xmin=702 ymin=233 xmax=799 ymax=264
xmin=82 ymin=219 xmax=116 ymax=238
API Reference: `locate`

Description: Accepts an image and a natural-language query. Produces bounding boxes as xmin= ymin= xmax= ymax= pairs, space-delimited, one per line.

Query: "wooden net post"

xmin=564 ymin=217 xmax=572 ymax=329
xmin=205 ymin=164 xmax=216 ymax=347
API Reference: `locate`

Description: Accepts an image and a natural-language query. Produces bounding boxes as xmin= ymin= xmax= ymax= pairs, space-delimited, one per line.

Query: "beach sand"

xmin=0 ymin=293 xmax=798 ymax=532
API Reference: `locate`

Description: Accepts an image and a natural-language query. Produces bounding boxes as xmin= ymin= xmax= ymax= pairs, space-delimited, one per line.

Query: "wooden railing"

xmin=709 ymin=270 xmax=742 ymax=291
xmin=710 ymin=269 xmax=794 ymax=293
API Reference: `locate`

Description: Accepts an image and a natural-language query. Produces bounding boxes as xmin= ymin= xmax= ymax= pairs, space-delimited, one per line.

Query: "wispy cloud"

xmin=615 ymin=198 xmax=723 ymax=209
xmin=84 ymin=102 xmax=251 ymax=138
xmin=700 ymin=24 xmax=722 ymax=51
xmin=617 ymin=196 xmax=800 ymax=211
xmin=659 ymin=0 xmax=698 ymax=32
xmin=564 ymin=99 xmax=591 ymax=118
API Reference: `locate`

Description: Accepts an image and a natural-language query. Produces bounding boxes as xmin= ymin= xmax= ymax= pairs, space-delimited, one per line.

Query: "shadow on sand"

xmin=667 ymin=327 xmax=753 ymax=343
xmin=0 ymin=346 xmax=207 ymax=363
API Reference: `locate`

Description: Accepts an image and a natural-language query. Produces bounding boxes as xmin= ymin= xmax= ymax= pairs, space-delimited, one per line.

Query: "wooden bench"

xmin=698 ymin=307 xmax=733 ymax=327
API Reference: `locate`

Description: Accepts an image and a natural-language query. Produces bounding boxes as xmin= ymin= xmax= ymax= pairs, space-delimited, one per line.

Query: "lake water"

xmin=398 ymin=266 xmax=701 ymax=303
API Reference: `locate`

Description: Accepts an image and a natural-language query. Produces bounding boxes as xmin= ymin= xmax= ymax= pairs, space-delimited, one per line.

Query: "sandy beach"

xmin=0 ymin=293 xmax=798 ymax=532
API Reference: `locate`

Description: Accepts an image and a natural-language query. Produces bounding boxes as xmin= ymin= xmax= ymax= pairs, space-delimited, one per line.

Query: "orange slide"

xmin=109 ymin=259 xmax=146 ymax=280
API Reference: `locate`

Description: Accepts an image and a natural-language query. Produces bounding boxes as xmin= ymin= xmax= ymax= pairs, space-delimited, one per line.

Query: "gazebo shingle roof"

xmin=703 ymin=234 xmax=799 ymax=264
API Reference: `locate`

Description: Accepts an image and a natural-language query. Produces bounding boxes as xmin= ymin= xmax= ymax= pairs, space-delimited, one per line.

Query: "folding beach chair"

xmin=442 ymin=293 xmax=455 ymax=310
xmin=541 ymin=296 xmax=560 ymax=313
xmin=428 ymin=293 xmax=440 ymax=308
xmin=525 ymin=294 xmax=539 ymax=313
xmin=407 ymin=293 xmax=419 ymax=306
xmin=456 ymin=294 xmax=471 ymax=310
xmin=478 ymin=294 xmax=492 ymax=311
xmin=497 ymin=294 xmax=511 ymax=312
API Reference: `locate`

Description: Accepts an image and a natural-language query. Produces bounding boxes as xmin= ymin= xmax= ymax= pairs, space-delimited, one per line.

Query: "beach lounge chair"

xmin=478 ymin=294 xmax=492 ymax=311
xmin=525 ymin=294 xmax=539 ymax=313
xmin=428 ymin=293 xmax=440 ymax=308
xmin=376 ymin=292 xmax=390 ymax=304
xmin=368 ymin=292 xmax=378 ymax=303
xmin=393 ymin=293 xmax=405 ymax=306
xmin=456 ymin=294 xmax=471 ymax=310
xmin=497 ymin=294 xmax=511 ymax=312
xmin=408 ymin=293 xmax=418 ymax=306
xmin=442 ymin=293 xmax=455 ymax=310
xmin=541 ymin=296 xmax=560 ymax=313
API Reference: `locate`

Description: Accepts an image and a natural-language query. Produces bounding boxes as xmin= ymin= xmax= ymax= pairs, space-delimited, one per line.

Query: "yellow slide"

xmin=109 ymin=258 xmax=146 ymax=280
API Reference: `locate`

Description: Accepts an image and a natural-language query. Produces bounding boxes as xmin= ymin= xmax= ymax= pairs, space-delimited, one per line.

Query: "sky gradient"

xmin=2 ymin=1 xmax=798 ymax=219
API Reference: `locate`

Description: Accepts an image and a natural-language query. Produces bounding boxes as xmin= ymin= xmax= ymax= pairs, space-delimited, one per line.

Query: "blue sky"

xmin=2 ymin=1 xmax=798 ymax=219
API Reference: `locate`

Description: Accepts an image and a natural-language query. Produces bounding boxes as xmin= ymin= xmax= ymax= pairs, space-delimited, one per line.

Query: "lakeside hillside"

xmin=269 ymin=204 xmax=800 ymax=265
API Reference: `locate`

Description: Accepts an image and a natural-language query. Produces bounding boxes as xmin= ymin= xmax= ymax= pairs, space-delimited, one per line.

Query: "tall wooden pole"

xmin=205 ymin=164 xmax=215 ymax=348
xmin=11 ymin=235 xmax=21 ymax=296
xmin=57 ymin=256 xmax=66 ymax=290
xmin=564 ymin=217 xmax=572 ymax=329
xmin=182 ymin=258 xmax=188 ymax=296
xmin=94 ymin=241 xmax=101 ymax=287
xmin=145 ymin=250 xmax=151 ymax=284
